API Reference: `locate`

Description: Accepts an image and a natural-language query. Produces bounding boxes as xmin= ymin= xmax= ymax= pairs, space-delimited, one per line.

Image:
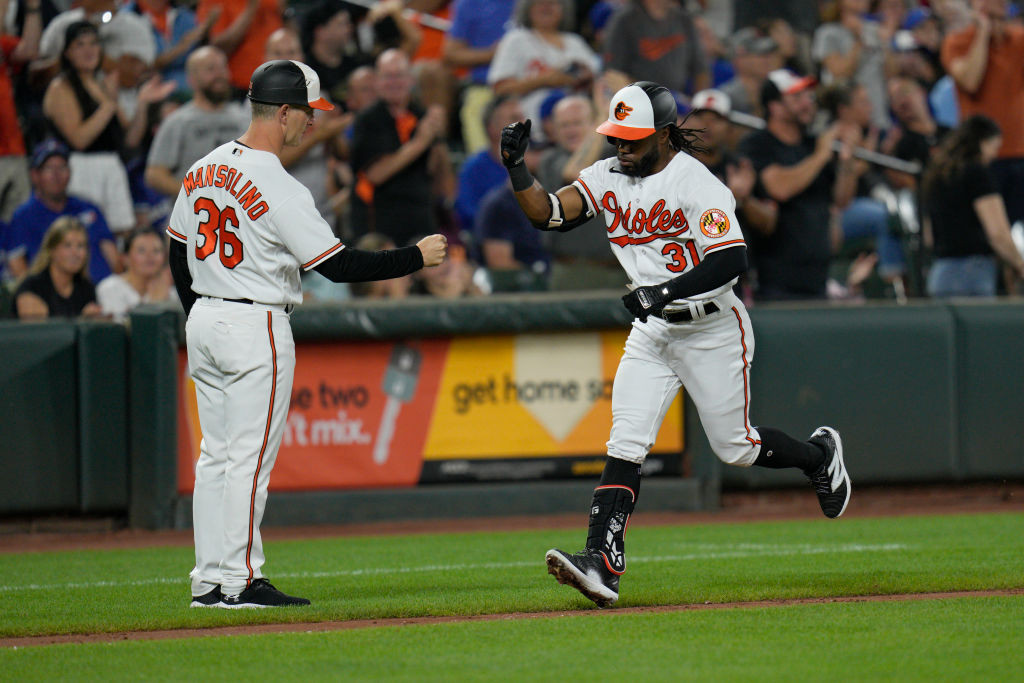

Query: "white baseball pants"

xmin=186 ymin=297 xmax=295 ymax=597
xmin=606 ymin=290 xmax=762 ymax=467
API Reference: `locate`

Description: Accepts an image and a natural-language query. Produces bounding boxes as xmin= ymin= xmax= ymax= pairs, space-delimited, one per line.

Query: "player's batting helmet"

xmin=596 ymin=81 xmax=678 ymax=140
xmin=248 ymin=60 xmax=334 ymax=111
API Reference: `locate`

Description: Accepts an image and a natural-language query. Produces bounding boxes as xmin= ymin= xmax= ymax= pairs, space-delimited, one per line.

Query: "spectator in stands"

xmin=144 ymin=46 xmax=248 ymax=199
xmin=535 ymin=93 xmax=624 ymax=290
xmin=320 ymin=65 xmax=377 ymax=239
xmin=409 ymin=233 xmax=486 ymax=297
xmin=454 ymin=95 xmax=523 ymax=239
xmin=96 ymin=227 xmax=175 ymax=321
xmin=300 ymin=1 xmax=370 ymax=106
xmin=262 ymin=28 xmax=348 ymax=221
xmin=0 ymin=218 xmax=10 ymax=288
xmin=734 ymin=0 xmax=820 ymax=39
xmin=600 ymin=0 xmax=711 ymax=96
xmin=922 ymin=114 xmax=1024 ymax=296
xmin=819 ymin=80 xmax=906 ymax=288
xmin=474 ymin=182 xmax=551 ymax=285
xmin=125 ymin=0 xmax=221 ymax=94
xmin=343 ymin=65 xmax=378 ymax=115
xmin=197 ymin=0 xmax=282 ymax=94
xmin=7 ymin=138 xmax=119 ymax=285
xmin=443 ymin=0 xmax=517 ymax=154
xmin=347 ymin=232 xmax=412 ymax=299
xmin=693 ymin=13 xmax=735 ymax=88
xmin=718 ymin=27 xmax=778 ymax=119
xmin=35 ymin=0 xmax=156 ymax=71
xmin=941 ymin=0 xmax=1024 ymax=229
xmin=689 ymin=88 xmax=778 ymax=239
xmin=892 ymin=7 xmax=945 ymax=88
xmin=12 ymin=215 xmax=101 ymax=319
xmin=737 ymin=69 xmax=860 ymax=300
xmin=758 ymin=16 xmax=814 ymax=76
xmin=42 ymin=21 xmax=162 ymax=235
xmin=487 ymin=0 xmax=600 ymax=144
xmin=350 ymin=48 xmax=454 ymax=246
xmin=884 ymin=74 xmax=950 ymax=192
xmin=812 ymin=0 xmax=893 ymax=130
xmin=362 ymin=0 xmax=423 ymax=58
xmin=0 ymin=0 xmax=42 ymax=223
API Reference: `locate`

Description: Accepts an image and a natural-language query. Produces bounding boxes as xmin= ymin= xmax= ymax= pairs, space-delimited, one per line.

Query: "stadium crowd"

xmin=1 ymin=0 xmax=1022 ymax=319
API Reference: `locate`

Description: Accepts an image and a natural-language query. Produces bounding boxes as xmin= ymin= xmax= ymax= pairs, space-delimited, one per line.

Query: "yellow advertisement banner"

xmin=423 ymin=330 xmax=683 ymax=459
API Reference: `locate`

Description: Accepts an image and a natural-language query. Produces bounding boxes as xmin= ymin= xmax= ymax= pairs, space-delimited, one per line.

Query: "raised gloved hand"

xmin=622 ymin=284 xmax=672 ymax=323
xmin=500 ymin=119 xmax=532 ymax=169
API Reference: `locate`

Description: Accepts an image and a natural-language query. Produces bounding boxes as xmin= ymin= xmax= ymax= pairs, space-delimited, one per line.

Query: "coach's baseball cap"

xmin=248 ymin=59 xmax=334 ymax=111
xmin=596 ymin=81 xmax=678 ymax=140
xmin=30 ymin=138 xmax=70 ymax=169
xmin=690 ymin=89 xmax=732 ymax=118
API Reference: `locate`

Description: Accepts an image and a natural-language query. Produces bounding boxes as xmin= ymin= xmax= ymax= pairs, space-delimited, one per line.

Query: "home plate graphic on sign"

xmin=514 ymin=333 xmax=601 ymax=441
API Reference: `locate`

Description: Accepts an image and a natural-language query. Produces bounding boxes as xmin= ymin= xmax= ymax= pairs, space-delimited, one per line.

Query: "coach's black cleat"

xmin=189 ymin=585 xmax=223 ymax=608
xmin=545 ymin=548 xmax=619 ymax=608
xmin=219 ymin=578 xmax=310 ymax=608
xmin=807 ymin=426 xmax=851 ymax=519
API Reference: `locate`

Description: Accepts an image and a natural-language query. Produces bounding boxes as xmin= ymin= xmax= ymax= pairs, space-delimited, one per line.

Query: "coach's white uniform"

xmin=574 ymin=152 xmax=761 ymax=467
xmin=167 ymin=140 xmax=343 ymax=598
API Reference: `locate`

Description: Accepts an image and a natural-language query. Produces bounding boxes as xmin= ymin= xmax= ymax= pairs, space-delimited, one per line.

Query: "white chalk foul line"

xmin=0 ymin=543 xmax=906 ymax=593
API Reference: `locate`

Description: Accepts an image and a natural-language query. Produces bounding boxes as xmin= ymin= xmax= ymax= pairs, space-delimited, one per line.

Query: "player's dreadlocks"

xmin=666 ymin=113 xmax=710 ymax=157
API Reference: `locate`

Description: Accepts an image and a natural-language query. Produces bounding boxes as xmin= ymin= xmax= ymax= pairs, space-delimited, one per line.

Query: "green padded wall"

xmin=0 ymin=321 xmax=79 ymax=513
xmin=720 ymin=304 xmax=959 ymax=488
xmin=77 ymin=322 xmax=129 ymax=512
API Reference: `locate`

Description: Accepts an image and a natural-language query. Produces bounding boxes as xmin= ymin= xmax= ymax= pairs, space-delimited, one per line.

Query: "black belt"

xmin=209 ymin=296 xmax=293 ymax=313
xmin=653 ymin=302 xmax=719 ymax=323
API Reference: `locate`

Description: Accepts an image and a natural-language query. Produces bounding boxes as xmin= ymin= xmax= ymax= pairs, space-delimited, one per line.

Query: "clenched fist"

xmin=500 ymin=119 xmax=532 ymax=169
xmin=417 ymin=234 xmax=448 ymax=267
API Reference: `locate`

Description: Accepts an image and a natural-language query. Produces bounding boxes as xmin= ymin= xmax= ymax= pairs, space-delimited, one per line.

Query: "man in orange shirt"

xmin=0 ymin=0 xmax=43 ymax=223
xmin=198 ymin=0 xmax=283 ymax=93
xmin=942 ymin=0 xmax=1024 ymax=225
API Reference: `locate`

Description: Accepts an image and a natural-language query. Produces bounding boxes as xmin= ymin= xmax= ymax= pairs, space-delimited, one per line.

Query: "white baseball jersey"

xmin=166 ymin=140 xmax=343 ymax=305
xmin=573 ymin=151 xmax=746 ymax=303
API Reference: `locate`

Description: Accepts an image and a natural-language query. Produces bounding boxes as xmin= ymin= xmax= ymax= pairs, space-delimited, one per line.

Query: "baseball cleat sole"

xmin=545 ymin=549 xmax=618 ymax=608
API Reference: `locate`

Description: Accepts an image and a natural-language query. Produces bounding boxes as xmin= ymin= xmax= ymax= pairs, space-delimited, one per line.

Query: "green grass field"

xmin=2 ymin=512 xmax=1022 ymax=680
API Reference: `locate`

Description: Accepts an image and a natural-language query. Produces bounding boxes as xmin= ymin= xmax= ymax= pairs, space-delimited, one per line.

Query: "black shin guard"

xmin=754 ymin=426 xmax=827 ymax=474
xmin=585 ymin=457 xmax=641 ymax=574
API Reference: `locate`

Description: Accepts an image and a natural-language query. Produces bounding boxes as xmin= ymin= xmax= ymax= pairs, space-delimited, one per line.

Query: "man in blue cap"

xmin=6 ymin=139 xmax=121 ymax=284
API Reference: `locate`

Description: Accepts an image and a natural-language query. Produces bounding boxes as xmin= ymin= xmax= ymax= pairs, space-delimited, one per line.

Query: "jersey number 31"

xmin=194 ymin=197 xmax=244 ymax=268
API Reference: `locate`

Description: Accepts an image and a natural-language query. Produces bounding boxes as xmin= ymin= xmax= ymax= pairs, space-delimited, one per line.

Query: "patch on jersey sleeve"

xmin=699 ymin=208 xmax=730 ymax=238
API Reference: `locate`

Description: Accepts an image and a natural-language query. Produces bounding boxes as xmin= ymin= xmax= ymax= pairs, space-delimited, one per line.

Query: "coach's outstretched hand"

xmin=500 ymin=119 xmax=532 ymax=169
xmin=417 ymin=234 xmax=448 ymax=267
xmin=622 ymin=284 xmax=671 ymax=323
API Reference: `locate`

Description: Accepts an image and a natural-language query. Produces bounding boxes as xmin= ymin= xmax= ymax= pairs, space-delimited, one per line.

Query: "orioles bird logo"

xmin=613 ymin=101 xmax=633 ymax=121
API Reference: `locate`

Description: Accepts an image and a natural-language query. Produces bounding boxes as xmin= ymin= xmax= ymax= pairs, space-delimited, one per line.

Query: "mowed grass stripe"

xmin=4 ymin=588 xmax=1021 ymax=649
xmin=0 ymin=512 xmax=1021 ymax=638
xmin=0 ymin=542 xmax=906 ymax=593
xmin=2 ymin=596 xmax=1022 ymax=681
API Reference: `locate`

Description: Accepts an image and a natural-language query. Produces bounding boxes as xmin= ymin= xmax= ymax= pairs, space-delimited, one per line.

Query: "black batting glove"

xmin=500 ymin=119 xmax=531 ymax=169
xmin=622 ymin=284 xmax=673 ymax=322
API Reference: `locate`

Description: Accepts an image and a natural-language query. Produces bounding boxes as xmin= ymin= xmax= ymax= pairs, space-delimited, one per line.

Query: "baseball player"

xmin=168 ymin=60 xmax=447 ymax=608
xmin=500 ymin=82 xmax=851 ymax=608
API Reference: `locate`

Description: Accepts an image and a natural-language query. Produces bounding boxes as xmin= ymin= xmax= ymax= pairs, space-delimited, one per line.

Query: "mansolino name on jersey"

xmin=182 ymin=163 xmax=270 ymax=220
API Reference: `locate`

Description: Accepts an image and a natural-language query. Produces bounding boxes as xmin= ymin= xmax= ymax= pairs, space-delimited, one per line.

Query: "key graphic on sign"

xmin=373 ymin=344 xmax=422 ymax=465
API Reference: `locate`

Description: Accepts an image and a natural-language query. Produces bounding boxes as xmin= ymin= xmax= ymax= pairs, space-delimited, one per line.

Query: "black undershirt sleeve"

xmin=664 ymin=246 xmax=748 ymax=300
xmin=314 ymin=244 xmax=424 ymax=283
xmin=168 ymin=239 xmax=197 ymax=316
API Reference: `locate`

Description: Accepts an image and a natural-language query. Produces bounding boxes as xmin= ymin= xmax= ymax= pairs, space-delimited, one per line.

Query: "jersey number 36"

xmin=194 ymin=197 xmax=244 ymax=268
